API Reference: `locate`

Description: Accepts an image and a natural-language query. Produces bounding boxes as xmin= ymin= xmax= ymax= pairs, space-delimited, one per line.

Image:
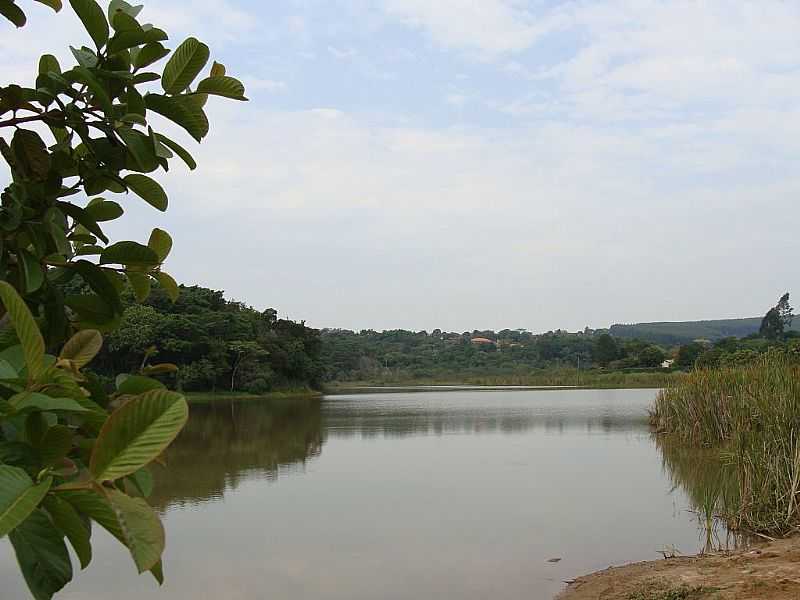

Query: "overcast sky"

xmin=3 ymin=1 xmax=799 ymax=332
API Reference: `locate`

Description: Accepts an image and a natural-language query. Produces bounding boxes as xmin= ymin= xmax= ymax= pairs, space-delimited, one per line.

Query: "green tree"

xmin=592 ymin=333 xmax=619 ymax=366
xmin=637 ymin=345 xmax=666 ymax=368
xmin=760 ymin=293 xmax=793 ymax=340
xmin=676 ymin=342 xmax=704 ymax=368
xmin=0 ymin=1 xmax=247 ymax=598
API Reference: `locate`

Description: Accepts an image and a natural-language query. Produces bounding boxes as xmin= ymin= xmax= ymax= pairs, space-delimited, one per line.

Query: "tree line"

xmin=85 ymin=284 xmax=325 ymax=393
xmin=81 ymin=289 xmax=798 ymax=391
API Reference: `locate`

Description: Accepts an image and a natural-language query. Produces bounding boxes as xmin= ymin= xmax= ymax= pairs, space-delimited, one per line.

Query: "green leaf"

xmin=154 ymin=133 xmax=195 ymax=169
xmin=70 ymin=260 xmax=123 ymax=315
xmin=90 ymin=388 xmax=188 ymax=481
xmin=145 ymin=93 xmax=208 ymax=141
xmin=0 ymin=281 xmax=45 ymax=378
xmin=86 ymin=199 xmax=123 ymax=222
xmin=72 ymin=66 xmax=113 ymax=115
xmin=58 ymin=489 xmax=162 ymax=575
xmin=9 ymin=509 xmax=72 ymax=600
xmin=125 ymin=87 xmax=145 ymax=118
xmin=127 ymin=272 xmax=151 ymax=302
xmin=69 ymin=0 xmax=109 ymax=49
xmin=195 ymin=76 xmax=247 ymax=100
xmin=59 ymin=329 xmax=102 ymax=368
xmin=42 ymin=495 xmax=91 ymax=570
xmin=126 ymin=467 xmax=153 ymax=498
xmin=108 ymin=0 xmax=141 ymax=24
xmin=69 ymin=45 xmax=98 ymax=68
xmin=64 ymin=294 xmax=118 ymax=330
xmin=124 ymin=174 xmax=167 ymax=211
xmin=12 ymin=129 xmax=51 ymax=180
xmin=120 ymin=112 xmax=146 ymax=125
xmin=34 ymin=0 xmax=63 ymax=11
xmin=38 ymin=54 xmax=61 ymax=75
xmin=147 ymin=228 xmax=172 ymax=261
xmin=100 ymin=241 xmax=159 ymax=267
xmin=161 ymin=37 xmax=209 ymax=94
xmin=133 ymin=41 xmax=169 ymax=69
xmin=0 ymin=345 xmax=25 ymax=373
xmin=57 ymin=201 xmax=108 ymax=244
xmin=131 ymin=71 xmax=160 ymax=84
xmin=209 ymin=61 xmax=225 ymax=77
xmin=10 ymin=392 xmax=89 ymax=413
xmin=116 ymin=375 xmax=164 ymax=395
xmin=117 ymin=127 xmax=158 ymax=173
xmin=104 ymin=488 xmax=164 ymax=572
xmin=154 ymin=271 xmax=179 ymax=302
xmin=0 ymin=358 xmax=17 ymax=379
xmin=0 ymin=0 xmax=26 ymax=27
xmin=39 ymin=425 xmax=73 ymax=468
xmin=18 ymin=248 xmax=44 ymax=293
xmin=0 ymin=466 xmax=52 ymax=538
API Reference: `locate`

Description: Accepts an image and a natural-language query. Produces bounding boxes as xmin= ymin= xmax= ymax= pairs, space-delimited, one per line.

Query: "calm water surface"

xmin=1 ymin=389 xmax=727 ymax=599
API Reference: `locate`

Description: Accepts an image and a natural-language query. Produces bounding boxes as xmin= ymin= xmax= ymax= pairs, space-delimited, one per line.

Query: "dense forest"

xmin=88 ymin=285 xmax=325 ymax=393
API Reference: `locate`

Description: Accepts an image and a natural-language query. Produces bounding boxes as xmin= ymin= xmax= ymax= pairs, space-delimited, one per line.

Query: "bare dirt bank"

xmin=557 ymin=536 xmax=800 ymax=600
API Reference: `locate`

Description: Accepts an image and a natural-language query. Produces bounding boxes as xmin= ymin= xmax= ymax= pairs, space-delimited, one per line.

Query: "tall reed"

xmin=651 ymin=352 xmax=800 ymax=535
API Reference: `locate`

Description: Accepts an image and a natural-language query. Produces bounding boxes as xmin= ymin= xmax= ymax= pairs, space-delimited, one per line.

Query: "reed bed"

xmin=651 ymin=353 xmax=800 ymax=535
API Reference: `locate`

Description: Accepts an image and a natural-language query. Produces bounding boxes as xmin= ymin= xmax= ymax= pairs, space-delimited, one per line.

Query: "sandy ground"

xmin=557 ymin=536 xmax=800 ymax=600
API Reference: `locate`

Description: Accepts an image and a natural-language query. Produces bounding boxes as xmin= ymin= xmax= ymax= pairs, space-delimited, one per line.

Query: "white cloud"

xmin=327 ymin=45 xmax=358 ymax=60
xmin=380 ymin=0 xmax=568 ymax=55
xmin=244 ymin=77 xmax=288 ymax=93
xmin=499 ymin=1 xmax=800 ymax=124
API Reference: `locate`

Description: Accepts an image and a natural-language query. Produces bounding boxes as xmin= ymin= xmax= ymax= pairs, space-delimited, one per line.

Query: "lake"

xmin=0 ymin=388 xmax=735 ymax=600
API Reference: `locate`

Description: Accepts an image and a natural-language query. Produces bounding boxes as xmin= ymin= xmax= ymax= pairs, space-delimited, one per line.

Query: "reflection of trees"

xmin=654 ymin=434 xmax=746 ymax=552
xmin=322 ymin=404 xmax=649 ymax=438
xmin=149 ymin=394 xmax=653 ymax=510
xmin=150 ymin=397 xmax=323 ymax=511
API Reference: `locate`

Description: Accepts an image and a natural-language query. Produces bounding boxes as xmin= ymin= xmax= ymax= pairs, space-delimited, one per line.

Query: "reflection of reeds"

xmin=651 ymin=352 xmax=800 ymax=535
xmin=654 ymin=434 xmax=744 ymax=552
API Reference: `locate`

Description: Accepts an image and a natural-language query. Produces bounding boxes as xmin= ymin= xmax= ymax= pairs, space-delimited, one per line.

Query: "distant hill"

xmin=609 ymin=317 xmax=800 ymax=346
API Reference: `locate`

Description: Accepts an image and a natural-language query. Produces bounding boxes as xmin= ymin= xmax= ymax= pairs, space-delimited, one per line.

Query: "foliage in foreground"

xmin=651 ymin=352 xmax=800 ymax=535
xmin=0 ymin=0 xmax=247 ymax=597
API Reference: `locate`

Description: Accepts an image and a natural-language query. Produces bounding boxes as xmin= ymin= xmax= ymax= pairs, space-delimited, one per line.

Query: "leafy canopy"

xmin=0 ymin=1 xmax=247 ymax=598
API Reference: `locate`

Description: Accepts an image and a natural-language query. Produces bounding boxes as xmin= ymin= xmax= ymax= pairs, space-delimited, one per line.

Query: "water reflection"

xmin=1 ymin=388 xmax=736 ymax=600
xmin=151 ymin=396 xmax=323 ymax=510
xmin=323 ymin=389 xmax=652 ymax=438
xmin=654 ymin=434 xmax=746 ymax=553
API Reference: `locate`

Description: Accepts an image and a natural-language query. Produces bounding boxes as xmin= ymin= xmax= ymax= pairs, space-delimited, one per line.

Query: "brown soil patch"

xmin=557 ymin=536 xmax=800 ymax=600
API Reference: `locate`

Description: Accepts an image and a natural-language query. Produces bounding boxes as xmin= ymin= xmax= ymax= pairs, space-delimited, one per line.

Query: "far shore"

xmin=185 ymin=389 xmax=322 ymax=404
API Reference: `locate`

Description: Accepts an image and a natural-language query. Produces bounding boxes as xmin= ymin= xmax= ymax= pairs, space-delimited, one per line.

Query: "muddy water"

xmin=0 ymin=389 xmax=725 ymax=599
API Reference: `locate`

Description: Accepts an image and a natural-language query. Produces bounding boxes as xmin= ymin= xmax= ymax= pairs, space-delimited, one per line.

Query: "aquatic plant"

xmin=651 ymin=352 xmax=800 ymax=535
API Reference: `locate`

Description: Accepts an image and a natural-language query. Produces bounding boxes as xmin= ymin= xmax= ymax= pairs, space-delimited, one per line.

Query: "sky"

xmin=2 ymin=0 xmax=799 ymax=333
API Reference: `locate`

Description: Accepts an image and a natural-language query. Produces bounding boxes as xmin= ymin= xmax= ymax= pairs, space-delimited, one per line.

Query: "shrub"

xmin=0 ymin=1 xmax=247 ymax=597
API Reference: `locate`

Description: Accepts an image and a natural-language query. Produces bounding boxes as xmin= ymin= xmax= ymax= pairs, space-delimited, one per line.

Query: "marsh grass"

xmin=651 ymin=353 xmax=800 ymax=535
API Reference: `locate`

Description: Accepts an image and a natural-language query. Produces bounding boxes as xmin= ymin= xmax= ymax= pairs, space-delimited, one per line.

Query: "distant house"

xmin=661 ymin=359 xmax=675 ymax=369
xmin=470 ymin=337 xmax=497 ymax=346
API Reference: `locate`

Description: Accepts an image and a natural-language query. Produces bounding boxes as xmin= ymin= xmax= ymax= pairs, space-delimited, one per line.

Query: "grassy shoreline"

xmin=185 ymin=389 xmax=322 ymax=404
xmin=651 ymin=353 xmax=800 ymax=536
